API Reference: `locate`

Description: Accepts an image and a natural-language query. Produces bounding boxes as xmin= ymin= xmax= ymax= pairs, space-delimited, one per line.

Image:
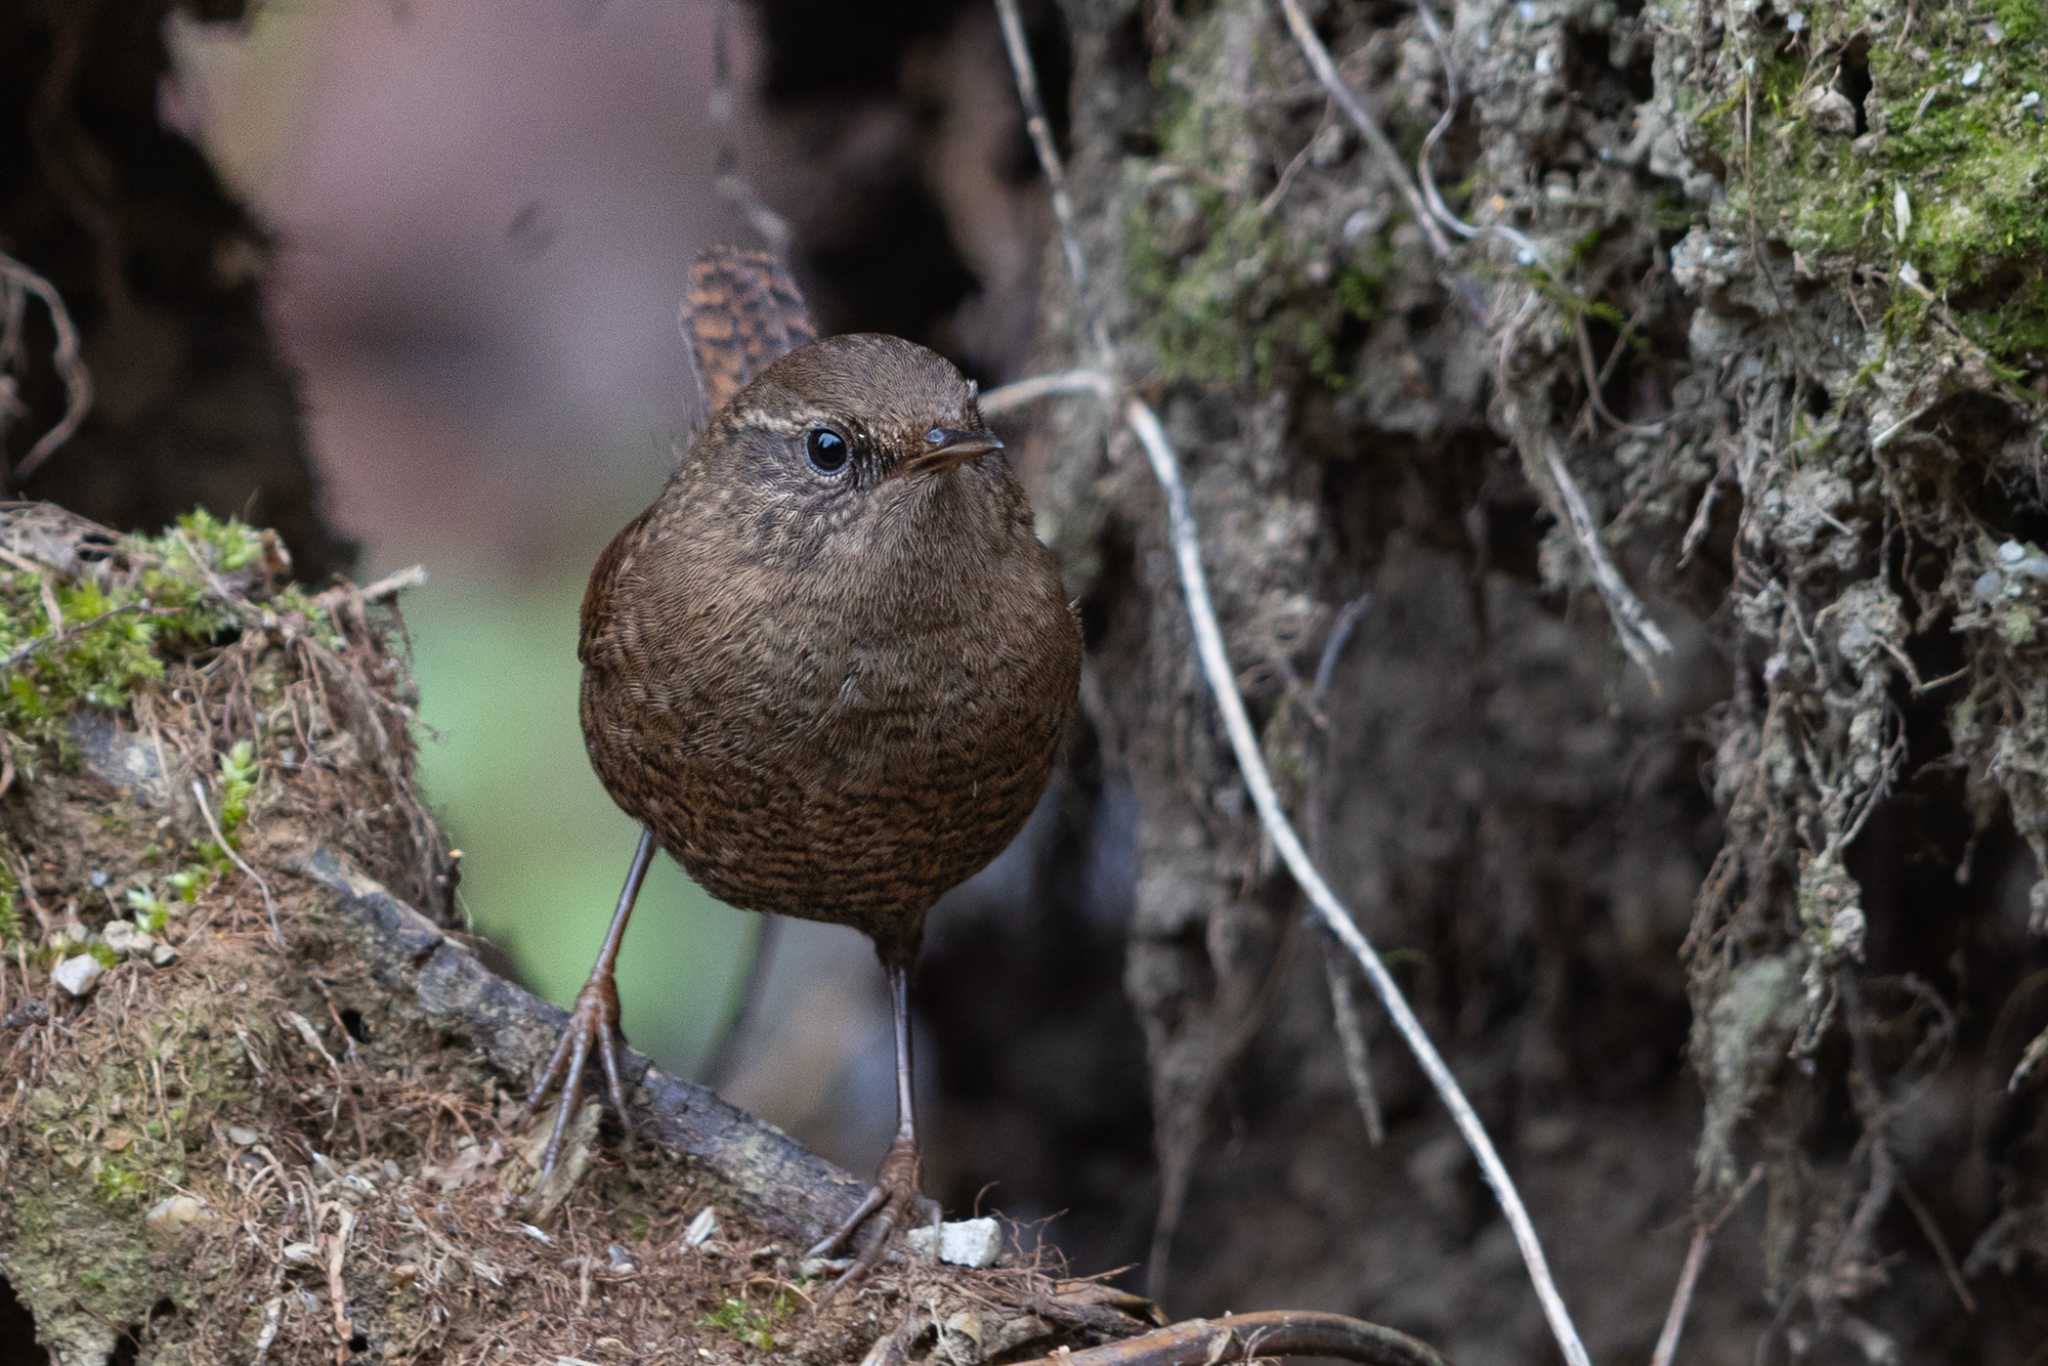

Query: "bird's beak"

xmin=904 ymin=426 xmax=1004 ymax=477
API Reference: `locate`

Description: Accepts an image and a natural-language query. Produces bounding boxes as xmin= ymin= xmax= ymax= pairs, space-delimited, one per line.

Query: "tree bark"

xmin=1030 ymin=0 xmax=2048 ymax=1361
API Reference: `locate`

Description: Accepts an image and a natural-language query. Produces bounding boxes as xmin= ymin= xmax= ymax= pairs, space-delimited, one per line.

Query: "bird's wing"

xmin=681 ymin=246 xmax=818 ymax=420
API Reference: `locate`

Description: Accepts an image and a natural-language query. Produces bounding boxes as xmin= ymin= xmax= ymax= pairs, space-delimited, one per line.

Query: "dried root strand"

xmin=1012 ymin=1309 xmax=1452 ymax=1366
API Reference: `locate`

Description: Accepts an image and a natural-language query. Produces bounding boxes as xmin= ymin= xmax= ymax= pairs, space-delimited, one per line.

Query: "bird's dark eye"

xmin=805 ymin=426 xmax=850 ymax=475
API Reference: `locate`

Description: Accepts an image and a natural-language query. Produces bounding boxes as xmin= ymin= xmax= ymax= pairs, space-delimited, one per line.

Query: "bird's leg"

xmin=807 ymin=955 xmax=941 ymax=1298
xmin=516 ymin=827 xmax=656 ymax=1188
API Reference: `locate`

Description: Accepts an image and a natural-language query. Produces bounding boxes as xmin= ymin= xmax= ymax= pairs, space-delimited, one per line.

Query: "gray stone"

xmin=907 ymin=1216 xmax=1003 ymax=1269
xmin=51 ymin=954 xmax=103 ymax=997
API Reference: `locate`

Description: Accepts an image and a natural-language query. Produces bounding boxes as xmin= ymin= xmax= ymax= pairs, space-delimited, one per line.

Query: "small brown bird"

xmin=521 ymin=248 xmax=1081 ymax=1289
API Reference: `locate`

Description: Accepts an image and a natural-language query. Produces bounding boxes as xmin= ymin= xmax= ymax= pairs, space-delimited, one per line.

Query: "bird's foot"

xmin=513 ymin=973 xmax=634 ymax=1197
xmin=805 ymin=1136 xmax=940 ymax=1303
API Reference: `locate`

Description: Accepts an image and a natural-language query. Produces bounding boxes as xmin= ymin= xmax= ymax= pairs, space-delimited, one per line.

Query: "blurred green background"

xmin=401 ymin=547 xmax=759 ymax=1079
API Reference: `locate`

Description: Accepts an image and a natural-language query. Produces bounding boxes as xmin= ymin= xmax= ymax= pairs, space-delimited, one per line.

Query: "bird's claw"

xmin=805 ymin=1137 xmax=938 ymax=1303
xmin=514 ymin=974 xmax=634 ymax=1195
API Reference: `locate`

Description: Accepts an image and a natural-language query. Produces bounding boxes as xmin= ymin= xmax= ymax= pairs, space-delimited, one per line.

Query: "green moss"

xmin=701 ymin=1290 xmax=799 ymax=1352
xmin=273 ymin=584 xmax=346 ymax=650
xmin=1 ymin=574 xmax=167 ymax=755
xmin=91 ymin=1160 xmax=148 ymax=1208
xmin=1 ymin=510 xmax=267 ymax=759
xmin=1992 ymin=0 xmax=2044 ymax=45
xmin=1698 ymin=3 xmax=2048 ymax=374
xmin=1125 ymin=186 xmax=1385 ymax=389
xmin=0 ymin=860 xmax=18 ymax=945
xmin=1121 ymin=4 xmax=1386 ymax=389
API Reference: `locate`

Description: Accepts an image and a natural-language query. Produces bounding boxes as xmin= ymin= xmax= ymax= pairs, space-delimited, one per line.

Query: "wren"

xmin=519 ymin=248 xmax=1082 ymax=1292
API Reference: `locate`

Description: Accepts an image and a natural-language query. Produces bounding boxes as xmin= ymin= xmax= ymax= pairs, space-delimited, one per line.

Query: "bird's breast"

xmin=579 ymin=521 xmax=1079 ymax=929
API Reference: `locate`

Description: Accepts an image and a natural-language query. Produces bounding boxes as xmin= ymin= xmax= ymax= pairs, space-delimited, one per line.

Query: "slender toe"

xmin=534 ymin=1020 xmax=596 ymax=1183
xmin=595 ymin=1020 xmax=635 ymax=1136
xmin=807 ymin=1182 xmax=891 ymax=1262
xmin=519 ymin=1017 xmax=580 ymax=1118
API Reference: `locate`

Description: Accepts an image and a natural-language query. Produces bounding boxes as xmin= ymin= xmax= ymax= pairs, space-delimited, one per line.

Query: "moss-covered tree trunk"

xmin=1032 ymin=0 xmax=2048 ymax=1360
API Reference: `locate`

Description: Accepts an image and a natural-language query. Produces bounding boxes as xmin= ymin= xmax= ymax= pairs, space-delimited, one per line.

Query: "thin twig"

xmin=1323 ymin=947 xmax=1386 ymax=1145
xmin=1410 ymin=0 xmax=1542 ymax=266
xmin=322 ymin=1202 xmax=356 ymax=1365
xmin=349 ymin=564 xmax=428 ymax=605
xmin=1309 ymin=592 xmax=1383 ymax=1144
xmin=980 ymin=368 xmax=1117 ymax=417
xmin=993 ymin=6 xmax=1593 ymax=1361
xmin=1539 ymin=432 xmax=1673 ymax=675
xmin=1494 ymin=320 xmax=1673 ymax=688
xmin=1311 ymin=593 xmax=1373 ymax=701
xmin=1573 ymin=314 xmax=1664 ymax=437
xmin=1124 ymin=397 xmax=1593 ymax=1366
xmin=0 ymin=249 xmax=92 ymax=483
xmin=1648 ymin=1219 xmax=1710 ymax=1366
xmin=1649 ymin=1163 xmax=1763 ymax=1366
xmin=992 ymin=0 xmax=1113 ymax=364
xmin=191 ymin=777 xmax=287 ymax=949
xmin=1013 ymin=1308 xmax=1450 ymax=1366
xmin=1271 ymin=0 xmax=1452 ymax=263
xmin=711 ymin=0 xmax=792 ymax=252
xmin=1896 ymin=1172 xmax=1976 ymax=1315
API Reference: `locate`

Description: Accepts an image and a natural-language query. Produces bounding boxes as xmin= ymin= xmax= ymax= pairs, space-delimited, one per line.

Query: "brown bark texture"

xmin=1021 ymin=0 xmax=2048 ymax=1362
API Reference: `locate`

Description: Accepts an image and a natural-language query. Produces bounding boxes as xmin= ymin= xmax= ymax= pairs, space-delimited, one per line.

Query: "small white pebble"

xmin=681 ymin=1207 xmax=719 ymax=1248
xmin=1962 ymin=61 xmax=1984 ymax=88
xmin=150 ymin=942 xmax=179 ymax=968
xmin=1786 ymin=11 xmax=1805 ymax=33
xmin=906 ymin=1217 xmax=1003 ymax=1269
xmin=1999 ymin=539 xmax=2027 ymax=564
xmin=52 ymin=954 xmax=103 ymax=997
xmin=1974 ymin=570 xmax=2005 ymax=601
